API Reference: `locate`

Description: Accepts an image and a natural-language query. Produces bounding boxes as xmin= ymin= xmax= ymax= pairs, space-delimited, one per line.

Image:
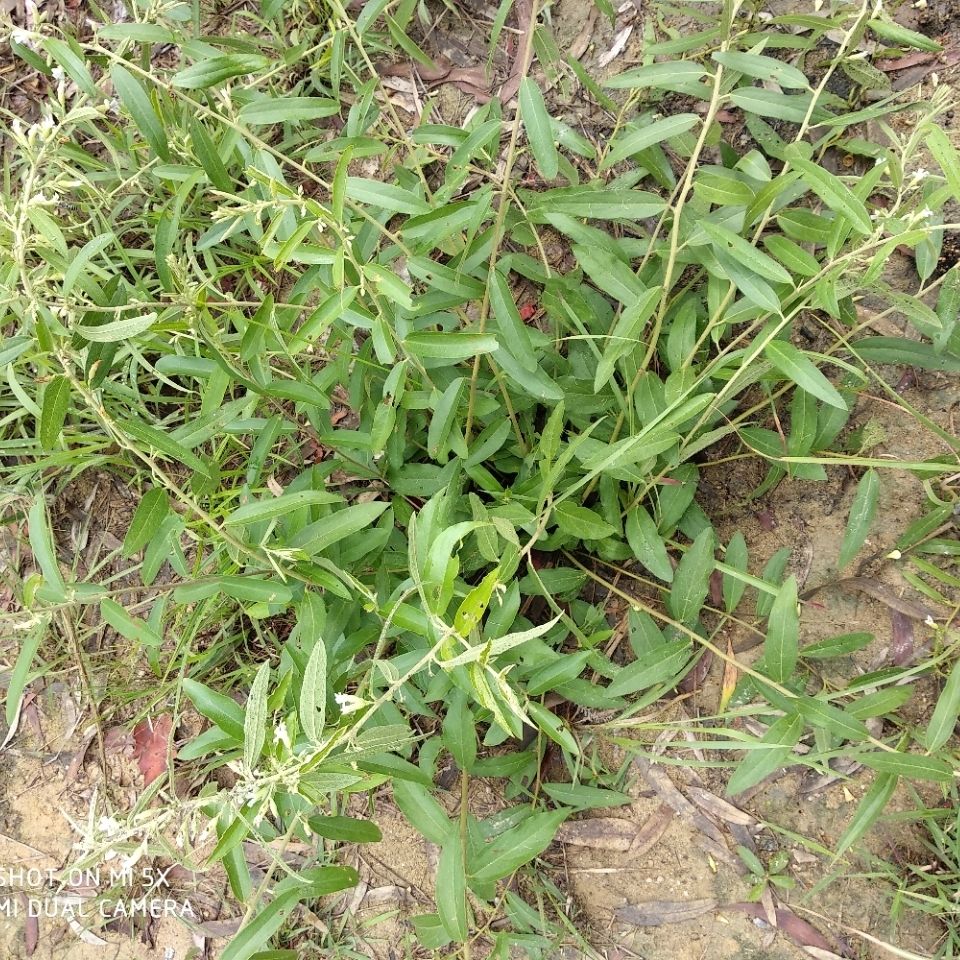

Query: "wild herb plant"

xmin=1 ymin=0 xmax=959 ymax=953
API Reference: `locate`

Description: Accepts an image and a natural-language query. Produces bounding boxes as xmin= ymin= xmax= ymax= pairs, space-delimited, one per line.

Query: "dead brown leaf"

xmin=876 ymin=51 xmax=935 ymax=72
xmin=615 ymin=898 xmax=717 ymax=927
xmin=725 ymin=903 xmax=853 ymax=957
xmin=381 ymin=58 xmax=490 ymax=102
xmin=801 ymin=576 xmax=937 ymax=621
xmin=132 ymin=713 xmax=173 ymax=787
xmin=22 ymin=895 xmax=37 ymax=956
xmin=499 ymin=0 xmax=534 ymax=103
xmin=890 ymin=609 xmax=917 ymax=665
xmin=633 ymin=758 xmax=725 ymax=846
xmin=557 ymin=817 xmax=636 ymax=852
xmin=568 ymin=6 xmax=598 ymax=60
xmin=627 ymin=802 xmax=674 ymax=858
xmin=685 ymin=786 xmax=755 ymax=827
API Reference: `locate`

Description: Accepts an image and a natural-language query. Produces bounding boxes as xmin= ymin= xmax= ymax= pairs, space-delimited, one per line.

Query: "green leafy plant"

xmin=1 ymin=0 xmax=959 ymax=953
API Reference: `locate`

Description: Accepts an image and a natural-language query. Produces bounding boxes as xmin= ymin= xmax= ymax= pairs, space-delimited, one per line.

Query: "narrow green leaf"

xmin=111 ymin=65 xmax=169 ymax=161
xmin=39 ymin=376 xmax=70 ymax=450
xmin=723 ymin=532 xmax=748 ymax=613
xmin=712 ymin=248 xmax=781 ymax=313
xmin=727 ymin=713 xmax=803 ymax=796
xmin=76 ymin=312 xmax=158 ymax=343
xmin=393 ymin=780 xmax=455 ymax=845
xmin=712 ymin=51 xmax=809 ymax=89
xmin=291 ymin=501 xmax=390 ymax=555
xmin=858 ymin=751 xmax=954 ymax=783
xmin=225 ymin=490 xmax=343 ymax=526
xmin=244 ymin=662 xmax=270 ymax=770
xmin=594 ymin=286 xmax=661 ymax=392
xmin=346 ymin=176 xmax=429 ymax=215
xmin=868 ymin=18 xmax=942 ymax=52
xmin=308 ymin=815 xmax=382 ymax=843
xmin=5 ymin=619 xmax=43 ymax=727
xmin=836 ymin=773 xmax=897 ymax=854
xmin=667 ymin=527 xmax=715 ymax=624
xmin=443 ymin=689 xmax=476 ymax=771
xmin=405 ymin=332 xmax=499 ymax=360
xmin=28 ymin=495 xmax=65 ymax=598
xmin=800 ymin=631 xmax=873 ymax=660
xmin=838 ymin=469 xmax=879 ymax=569
xmin=927 ymin=126 xmax=960 ymax=201
xmin=44 ymin=38 xmax=99 ymax=98
xmin=172 ymin=54 xmax=270 ymax=89
xmin=436 ymin=841 xmax=468 ymax=942
xmin=299 ymin=639 xmax=327 ymax=745
xmin=240 ymin=97 xmax=340 ymax=124
xmin=926 ymin=658 xmax=960 ymax=751
xmin=788 ymin=154 xmax=873 ymax=235
xmin=607 ymin=639 xmax=692 ymax=697
xmin=122 ymin=488 xmax=170 ymax=556
xmin=625 ymin=505 xmax=673 ymax=582
xmin=63 ymin=233 xmax=116 ymax=296
xmin=729 ymin=88 xmax=824 ymax=124
xmin=765 ymin=340 xmax=846 ymax=409
xmin=489 ymin=270 xmax=537 ymax=371
xmin=701 ymin=222 xmax=793 ymax=285
xmin=182 ymin=678 xmax=245 ymax=742
xmin=852 ymin=337 xmax=960 ymax=372
xmin=763 ymin=575 xmax=798 ymax=683
xmin=602 ymin=114 xmax=699 ymax=170
xmin=604 ymin=61 xmax=708 ymax=89
xmin=468 ymin=809 xmax=567 ymax=885
xmin=553 ymin=502 xmax=616 ymax=541
xmin=100 ymin=598 xmax=162 ymax=648
xmin=519 ymin=78 xmax=559 ymax=180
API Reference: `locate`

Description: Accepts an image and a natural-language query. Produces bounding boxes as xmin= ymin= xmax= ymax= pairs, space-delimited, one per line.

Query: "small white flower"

xmin=873 ymin=156 xmax=885 ymax=167
xmin=273 ymin=719 xmax=291 ymax=751
xmin=917 ymin=207 xmax=935 ymax=220
xmin=51 ymin=66 xmax=65 ymax=83
xmin=911 ymin=167 xmax=930 ymax=183
xmin=886 ymin=549 xmax=902 ymax=561
xmin=10 ymin=27 xmax=33 ymax=47
xmin=925 ymin=615 xmax=937 ymax=628
xmin=334 ymin=692 xmax=365 ymax=715
xmin=97 ymin=815 xmax=121 ymax=837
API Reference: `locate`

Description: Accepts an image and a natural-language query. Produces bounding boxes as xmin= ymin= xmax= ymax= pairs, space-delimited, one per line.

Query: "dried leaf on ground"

xmin=726 ymin=903 xmax=853 ymax=956
xmin=380 ymin=59 xmax=490 ymax=100
xmin=633 ymin=758 xmax=725 ymax=845
xmin=499 ymin=0 xmax=534 ymax=103
xmin=132 ymin=713 xmax=173 ymax=786
xmin=598 ymin=25 xmax=633 ymax=69
xmin=803 ymin=576 xmax=936 ymax=621
xmin=627 ymin=802 xmax=675 ymax=857
xmin=557 ymin=818 xmax=636 ymax=851
xmin=22 ymin=896 xmax=37 ymax=955
xmin=685 ymin=786 xmax=755 ymax=826
xmin=890 ymin=610 xmax=916 ymax=665
xmin=615 ymin=898 xmax=717 ymax=927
